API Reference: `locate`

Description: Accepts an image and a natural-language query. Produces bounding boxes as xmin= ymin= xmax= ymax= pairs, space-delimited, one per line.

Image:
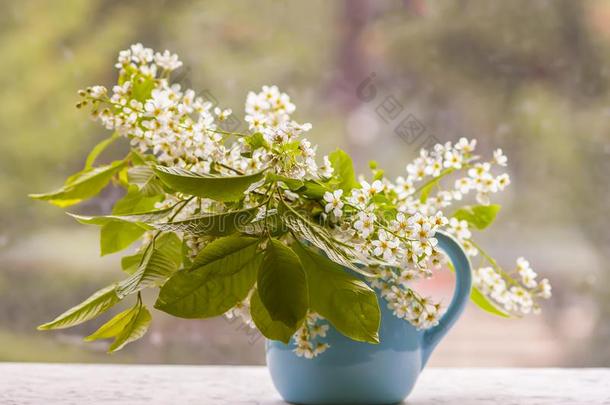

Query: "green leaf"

xmin=132 ymin=75 xmax=156 ymax=102
xmin=117 ymin=233 xmax=182 ymax=297
xmin=246 ymin=132 xmax=270 ymax=150
xmin=154 ymin=165 xmax=265 ymax=202
xmin=280 ymin=204 xmax=376 ymax=277
xmin=127 ymin=165 xmax=166 ymax=197
xmin=419 ymin=178 xmax=440 ymax=203
xmin=84 ymin=307 xmax=134 ymax=342
xmin=29 ymin=160 xmax=125 ymax=207
xmin=100 ymin=187 xmax=164 ymax=255
xmin=121 ymin=253 xmax=143 ymax=275
xmin=300 ymin=180 xmax=329 ymax=199
xmin=86 ymin=300 xmax=152 ymax=352
xmin=69 ymin=186 xmax=170 ymax=232
xmin=266 ymin=173 xmax=304 ymax=191
xmin=155 ymin=235 xmax=261 ymax=318
xmin=109 ymin=303 xmax=151 ymax=352
xmin=257 ymin=239 xmax=308 ymax=328
xmin=453 ymin=204 xmax=501 ymax=230
xmin=152 ymin=206 xmax=258 ymax=236
xmin=470 ymin=286 xmax=510 ymax=318
xmin=69 ymin=207 xmax=173 ymax=227
xmin=37 ymin=285 xmax=120 ymax=330
xmin=250 ymin=288 xmax=297 ymax=343
xmin=292 ymin=242 xmax=380 ymax=343
xmin=85 ymin=133 xmax=119 ymax=169
xmin=113 ymin=185 xmax=164 ymax=215
xmin=329 ymin=148 xmax=358 ymax=192
xmin=241 ymin=209 xmax=283 ymax=237
xmin=101 ymin=222 xmax=147 ymax=256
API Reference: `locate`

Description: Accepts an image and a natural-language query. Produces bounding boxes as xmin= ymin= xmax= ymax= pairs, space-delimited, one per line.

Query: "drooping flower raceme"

xmin=33 ymin=44 xmax=551 ymax=359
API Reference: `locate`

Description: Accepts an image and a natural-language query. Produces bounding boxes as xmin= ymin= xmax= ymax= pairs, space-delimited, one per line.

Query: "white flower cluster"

xmin=79 ymin=44 xmax=329 ymax=181
xmin=474 ymin=258 xmax=551 ymax=314
xmin=321 ymin=182 xmax=449 ymax=328
xmin=224 ymin=293 xmax=256 ymax=327
xmin=320 ymin=138 xmax=549 ymax=321
xmin=372 ymin=269 xmax=442 ymax=329
xmin=292 ymin=313 xmax=331 ymax=358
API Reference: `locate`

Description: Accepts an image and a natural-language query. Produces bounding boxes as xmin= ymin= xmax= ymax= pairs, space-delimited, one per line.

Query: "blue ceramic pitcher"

xmin=266 ymin=232 xmax=472 ymax=404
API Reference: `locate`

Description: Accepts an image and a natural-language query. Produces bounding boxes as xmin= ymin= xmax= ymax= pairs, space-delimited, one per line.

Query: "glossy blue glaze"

xmin=266 ymin=232 xmax=472 ymax=405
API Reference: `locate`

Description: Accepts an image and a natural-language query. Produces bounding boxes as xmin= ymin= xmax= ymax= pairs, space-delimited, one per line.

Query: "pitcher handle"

xmin=421 ymin=231 xmax=472 ymax=367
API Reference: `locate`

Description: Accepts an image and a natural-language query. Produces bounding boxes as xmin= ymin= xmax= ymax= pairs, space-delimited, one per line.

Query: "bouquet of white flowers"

xmin=31 ymin=44 xmax=550 ymax=357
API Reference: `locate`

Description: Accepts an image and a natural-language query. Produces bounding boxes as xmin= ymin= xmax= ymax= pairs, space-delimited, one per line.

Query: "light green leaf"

xmin=29 ymin=160 xmax=125 ymax=207
xmin=37 ymin=285 xmax=120 ymax=330
xmin=155 ymin=235 xmax=261 ymax=318
xmin=108 ymin=303 xmax=151 ymax=352
xmin=300 ymin=180 xmax=329 ymax=199
xmin=453 ymin=204 xmax=501 ymax=230
xmin=117 ymin=233 xmax=182 ymax=297
xmin=280 ymin=205 xmax=376 ymax=277
xmin=69 ymin=185 xmax=171 ymax=231
xmin=85 ymin=133 xmax=119 ymax=169
xmin=257 ymin=239 xmax=308 ymax=328
xmin=100 ymin=187 xmax=164 ymax=256
xmin=121 ymin=252 xmax=143 ymax=275
xmin=154 ymin=165 xmax=265 ymax=201
xmin=113 ymin=185 xmax=164 ymax=215
xmin=419 ymin=178 xmax=440 ymax=203
xmin=128 ymin=165 xmax=166 ymax=197
xmin=470 ymin=286 xmax=510 ymax=318
xmin=292 ymin=242 xmax=380 ymax=343
xmin=152 ymin=206 xmax=258 ymax=236
xmin=250 ymin=288 xmax=297 ymax=343
xmin=84 ymin=306 xmax=136 ymax=342
xmin=266 ymin=173 xmax=304 ymax=191
xmin=329 ymin=148 xmax=359 ymax=192
xmin=246 ymin=132 xmax=270 ymax=150
xmin=87 ymin=300 xmax=152 ymax=353
xmin=101 ymin=222 xmax=147 ymax=256
xmin=68 ymin=208 xmax=173 ymax=227
xmin=132 ymin=75 xmax=156 ymax=102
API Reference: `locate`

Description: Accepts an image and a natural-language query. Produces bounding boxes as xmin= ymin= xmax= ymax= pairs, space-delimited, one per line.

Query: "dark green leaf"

xmin=453 ymin=204 xmax=501 ymax=230
xmin=250 ymin=288 xmax=297 ymax=343
xmin=154 ymin=165 xmax=265 ymax=201
xmin=152 ymin=206 xmax=258 ymax=236
xmin=257 ymin=239 xmax=308 ymax=328
xmin=29 ymin=160 xmax=125 ymax=207
xmin=292 ymin=242 xmax=380 ymax=343
xmin=329 ymin=148 xmax=358 ymax=192
xmin=37 ymin=285 xmax=120 ymax=330
xmin=155 ymin=235 xmax=261 ymax=318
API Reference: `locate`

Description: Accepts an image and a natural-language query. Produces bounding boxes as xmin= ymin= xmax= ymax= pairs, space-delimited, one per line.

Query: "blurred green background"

xmin=1 ymin=0 xmax=608 ymax=366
